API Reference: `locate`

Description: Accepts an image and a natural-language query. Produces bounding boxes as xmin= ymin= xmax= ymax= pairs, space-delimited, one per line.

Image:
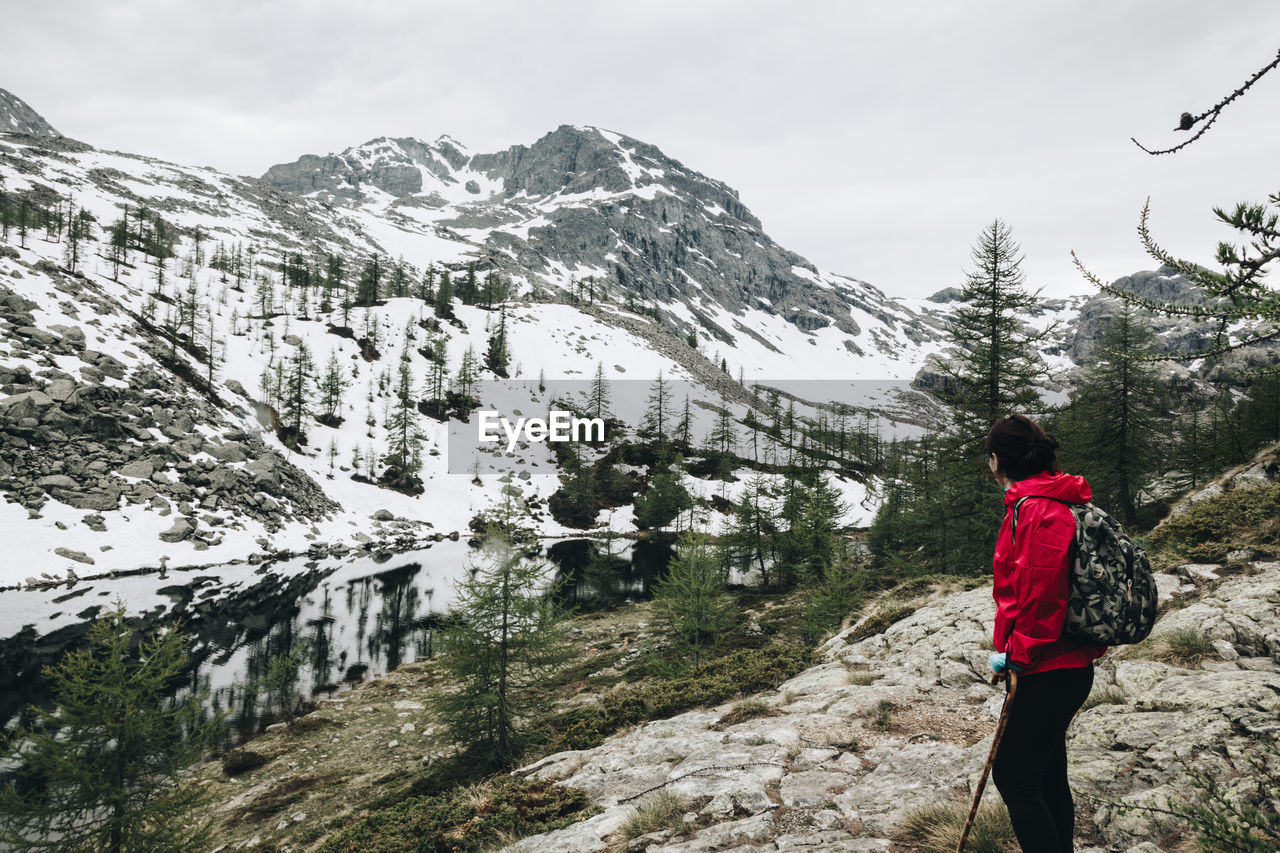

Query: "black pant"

xmin=992 ymin=664 xmax=1094 ymax=853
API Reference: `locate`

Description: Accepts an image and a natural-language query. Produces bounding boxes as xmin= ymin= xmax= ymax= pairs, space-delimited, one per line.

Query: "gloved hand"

xmin=989 ymin=652 xmax=1023 ymax=674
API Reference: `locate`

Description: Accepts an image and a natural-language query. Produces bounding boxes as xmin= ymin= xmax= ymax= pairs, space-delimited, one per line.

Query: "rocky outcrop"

xmin=262 ymin=125 xmax=943 ymax=345
xmin=0 ymin=275 xmax=338 ymax=550
xmin=0 ymin=88 xmax=61 ymax=138
xmin=500 ymin=563 xmax=1280 ymax=852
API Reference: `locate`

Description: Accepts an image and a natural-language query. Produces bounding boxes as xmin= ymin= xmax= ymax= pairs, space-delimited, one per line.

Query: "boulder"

xmin=159 ymin=517 xmax=195 ymax=543
xmin=1 ymin=390 xmax=55 ymax=420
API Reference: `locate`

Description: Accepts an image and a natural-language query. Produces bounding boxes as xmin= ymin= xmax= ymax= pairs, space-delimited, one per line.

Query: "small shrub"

xmin=222 ymin=749 xmax=268 ymax=776
xmin=872 ymin=700 xmax=895 ymax=730
xmin=621 ymin=791 xmax=685 ymax=841
xmin=538 ymin=646 xmax=813 ymax=754
xmin=1152 ymin=483 xmax=1280 ymax=558
xmin=845 ymin=671 xmax=878 ymax=687
xmin=716 ymin=698 xmax=775 ymax=728
xmin=1081 ymin=685 xmax=1128 ymax=711
xmin=1164 ymin=629 xmax=1216 ymax=666
xmin=1132 ymin=629 xmax=1215 ymax=667
xmin=316 ymin=775 xmax=595 ymax=853
xmin=897 ymin=799 xmax=1015 ymax=853
xmin=847 ymin=606 xmax=916 ymax=643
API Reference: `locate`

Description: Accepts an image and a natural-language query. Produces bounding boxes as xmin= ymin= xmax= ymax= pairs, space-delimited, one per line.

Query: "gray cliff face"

xmin=1066 ymin=267 xmax=1223 ymax=364
xmin=263 ymin=125 xmax=935 ymax=342
xmin=0 ymin=89 xmax=61 ymax=138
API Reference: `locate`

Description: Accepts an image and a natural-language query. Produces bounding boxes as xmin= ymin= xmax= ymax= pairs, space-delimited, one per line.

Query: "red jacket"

xmin=992 ymin=470 xmax=1108 ymax=674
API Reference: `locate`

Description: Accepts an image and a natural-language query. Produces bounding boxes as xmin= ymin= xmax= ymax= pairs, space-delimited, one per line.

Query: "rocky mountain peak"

xmin=0 ymin=88 xmax=61 ymax=138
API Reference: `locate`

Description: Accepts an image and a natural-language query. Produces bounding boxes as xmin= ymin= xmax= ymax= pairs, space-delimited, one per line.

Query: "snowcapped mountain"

xmin=261 ymin=125 xmax=943 ymax=351
xmin=0 ymin=94 xmax=955 ymax=587
xmin=0 ymin=89 xmax=60 ymax=138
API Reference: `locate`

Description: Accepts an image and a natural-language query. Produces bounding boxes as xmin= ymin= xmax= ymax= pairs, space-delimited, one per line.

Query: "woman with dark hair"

xmin=985 ymin=413 xmax=1106 ymax=853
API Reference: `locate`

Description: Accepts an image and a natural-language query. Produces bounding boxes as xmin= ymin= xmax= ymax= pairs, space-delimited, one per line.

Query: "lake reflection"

xmin=0 ymin=537 xmax=677 ymax=737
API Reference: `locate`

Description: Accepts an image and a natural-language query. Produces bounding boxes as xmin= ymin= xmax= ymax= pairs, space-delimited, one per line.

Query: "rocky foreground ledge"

xmin=499 ymin=562 xmax=1280 ymax=853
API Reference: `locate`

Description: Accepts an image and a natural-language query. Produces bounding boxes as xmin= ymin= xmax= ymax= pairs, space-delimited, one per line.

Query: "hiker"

xmin=986 ymin=414 xmax=1106 ymax=853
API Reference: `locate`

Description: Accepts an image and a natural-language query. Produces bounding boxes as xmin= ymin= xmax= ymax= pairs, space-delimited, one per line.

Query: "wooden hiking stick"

xmin=956 ymin=669 xmax=1019 ymax=853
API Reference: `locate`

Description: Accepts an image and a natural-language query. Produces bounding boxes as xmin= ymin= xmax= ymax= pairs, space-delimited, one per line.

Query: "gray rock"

xmin=37 ymin=474 xmax=79 ymax=490
xmin=118 ymin=459 xmax=155 ymax=479
xmin=1 ymin=390 xmax=55 ymax=419
xmin=54 ymin=547 xmax=94 ymax=565
xmin=206 ymin=442 xmax=248 ymax=463
xmin=372 ymin=509 xmax=395 ymax=521
xmin=45 ymin=378 xmax=77 ymax=402
xmin=159 ymin=517 xmax=195 ymax=542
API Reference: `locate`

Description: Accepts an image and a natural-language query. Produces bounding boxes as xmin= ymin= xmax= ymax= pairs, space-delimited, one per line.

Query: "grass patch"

xmin=537 ymin=645 xmax=813 ymax=754
xmin=714 ymin=698 xmax=777 ymax=728
xmin=846 ymin=606 xmax=917 ymax=644
xmin=871 ymin=700 xmax=895 ymax=730
xmin=845 ymin=671 xmax=878 ymax=687
xmin=1130 ymin=629 xmax=1216 ymax=667
xmin=897 ymin=798 xmax=1016 ymax=853
xmin=1081 ymin=685 xmax=1128 ymax=711
xmin=233 ymin=773 xmax=338 ymax=823
xmin=620 ymin=791 xmax=685 ymax=842
xmin=315 ymin=775 xmax=596 ymax=853
xmin=1151 ymin=482 xmax=1280 ymax=562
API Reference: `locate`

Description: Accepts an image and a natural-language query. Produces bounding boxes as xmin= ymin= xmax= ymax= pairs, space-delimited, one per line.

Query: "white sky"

xmin=6 ymin=1 xmax=1280 ymax=300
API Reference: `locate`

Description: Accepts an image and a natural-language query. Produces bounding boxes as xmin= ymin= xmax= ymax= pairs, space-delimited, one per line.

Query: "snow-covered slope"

xmin=0 ymin=113 xmax=950 ymax=588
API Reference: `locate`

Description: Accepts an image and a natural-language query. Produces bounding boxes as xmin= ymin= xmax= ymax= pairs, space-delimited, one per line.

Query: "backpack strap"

xmin=1011 ymin=495 xmax=1079 ymax=545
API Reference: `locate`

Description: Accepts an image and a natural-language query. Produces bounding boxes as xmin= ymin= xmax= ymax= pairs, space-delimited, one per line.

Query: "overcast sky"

xmin=8 ymin=1 xmax=1280 ymax=299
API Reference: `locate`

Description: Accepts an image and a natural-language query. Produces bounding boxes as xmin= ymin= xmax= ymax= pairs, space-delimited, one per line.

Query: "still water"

xmin=0 ymin=537 xmax=675 ymax=737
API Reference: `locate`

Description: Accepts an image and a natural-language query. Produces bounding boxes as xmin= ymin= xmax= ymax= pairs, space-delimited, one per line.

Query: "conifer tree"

xmin=588 ymin=361 xmax=612 ymax=422
xmin=640 ymin=372 xmax=672 ymax=445
xmin=1055 ymin=303 xmax=1166 ymax=525
xmin=280 ymin=341 xmax=315 ymax=443
xmin=455 ymin=345 xmax=480 ymax=402
xmin=944 ymin=219 xmax=1048 ymax=439
xmin=635 ymin=450 xmax=691 ymax=532
xmin=0 ymin=602 xmax=221 ymax=852
xmin=434 ymin=270 xmax=454 ymax=319
xmin=356 ymin=254 xmax=381 ymax=305
xmin=417 ymin=264 xmax=436 ymax=303
xmin=720 ymin=471 xmax=778 ymax=587
xmin=17 ymin=198 xmax=30 ymax=249
xmin=384 ymin=345 xmax=426 ymax=474
xmin=458 ymin=261 xmax=479 ymax=305
xmin=430 ymin=489 xmax=569 ymax=766
xmin=424 ymin=337 xmax=450 ymax=414
xmin=107 ymin=210 xmax=129 ymax=281
xmin=651 ymin=531 xmax=734 ymax=671
xmin=317 ymin=353 xmax=350 ymax=426
xmin=485 ymin=308 xmax=510 ymax=377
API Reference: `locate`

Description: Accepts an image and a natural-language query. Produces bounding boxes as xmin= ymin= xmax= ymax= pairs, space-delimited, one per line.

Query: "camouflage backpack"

xmin=1011 ymin=495 xmax=1159 ymax=645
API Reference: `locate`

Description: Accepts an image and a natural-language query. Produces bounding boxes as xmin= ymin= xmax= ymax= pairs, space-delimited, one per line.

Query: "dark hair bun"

xmin=985 ymin=414 xmax=1058 ymax=481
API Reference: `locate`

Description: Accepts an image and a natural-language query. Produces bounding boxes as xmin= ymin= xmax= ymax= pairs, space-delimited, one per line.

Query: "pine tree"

xmin=356 ymin=254 xmax=381 ymax=305
xmin=945 ymin=219 xmax=1048 ymax=439
xmin=317 ymin=353 xmax=350 ymax=426
xmin=455 ymin=345 xmax=480 ymax=402
xmin=1056 ymin=304 xmax=1165 ymax=525
xmin=640 ymin=372 xmax=672 ymax=445
xmin=719 ymin=471 xmax=777 ymax=587
xmin=280 ymin=341 xmax=315 ymax=443
xmin=458 ymin=261 xmax=479 ymax=305
xmin=417 ymin=265 xmax=436 ymax=303
xmin=635 ymin=451 xmax=691 ymax=532
xmin=107 ymin=210 xmax=129 ymax=281
xmin=0 ymin=601 xmax=221 ymax=852
xmin=424 ymin=337 xmax=450 ymax=414
xmin=651 ymin=531 xmax=735 ymax=671
xmin=429 ymin=490 xmax=569 ymax=766
xmin=485 ymin=308 xmax=510 ymax=377
xmin=434 ymin=270 xmax=454 ymax=318
xmin=588 ymin=361 xmax=612 ymax=422
xmin=384 ymin=345 xmax=426 ymax=474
